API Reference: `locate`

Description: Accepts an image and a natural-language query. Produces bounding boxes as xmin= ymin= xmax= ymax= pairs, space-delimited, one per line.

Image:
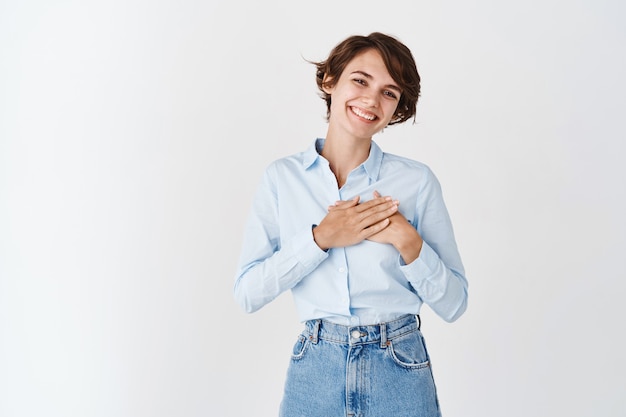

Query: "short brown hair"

xmin=313 ymin=32 xmax=421 ymax=126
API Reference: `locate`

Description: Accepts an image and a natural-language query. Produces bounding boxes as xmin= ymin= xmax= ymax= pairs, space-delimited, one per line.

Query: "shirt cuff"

xmin=398 ymin=240 xmax=440 ymax=282
xmin=289 ymin=225 xmax=329 ymax=272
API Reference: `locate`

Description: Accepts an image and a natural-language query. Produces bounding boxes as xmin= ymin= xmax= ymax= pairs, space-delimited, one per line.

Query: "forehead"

xmin=342 ymin=49 xmax=395 ymax=82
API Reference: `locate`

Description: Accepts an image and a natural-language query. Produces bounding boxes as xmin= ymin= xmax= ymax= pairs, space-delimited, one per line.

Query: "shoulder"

xmin=263 ymin=139 xmax=320 ymax=176
xmin=258 ymin=145 xmax=317 ymax=189
xmin=263 ymin=150 xmax=306 ymax=176
xmin=379 ymin=151 xmax=437 ymax=182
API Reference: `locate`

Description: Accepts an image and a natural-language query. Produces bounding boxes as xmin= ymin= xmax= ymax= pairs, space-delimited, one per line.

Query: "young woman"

xmin=234 ymin=32 xmax=468 ymax=417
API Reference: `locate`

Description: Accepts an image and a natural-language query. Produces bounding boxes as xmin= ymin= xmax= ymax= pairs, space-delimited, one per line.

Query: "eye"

xmin=353 ymin=78 xmax=366 ymax=86
xmin=383 ymin=90 xmax=398 ymax=100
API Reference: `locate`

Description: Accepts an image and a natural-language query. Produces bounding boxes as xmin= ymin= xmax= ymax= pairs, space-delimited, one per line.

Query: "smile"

xmin=350 ymin=106 xmax=377 ymax=121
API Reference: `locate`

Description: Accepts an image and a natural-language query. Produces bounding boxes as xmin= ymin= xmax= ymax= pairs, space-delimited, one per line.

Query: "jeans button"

xmin=351 ymin=330 xmax=361 ymax=339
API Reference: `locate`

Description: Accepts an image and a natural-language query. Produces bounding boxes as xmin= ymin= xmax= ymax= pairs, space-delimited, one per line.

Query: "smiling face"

xmin=323 ymin=49 xmax=402 ymax=142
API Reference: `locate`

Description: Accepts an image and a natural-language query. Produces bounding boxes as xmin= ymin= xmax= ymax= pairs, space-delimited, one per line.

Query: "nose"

xmin=360 ymin=90 xmax=378 ymax=108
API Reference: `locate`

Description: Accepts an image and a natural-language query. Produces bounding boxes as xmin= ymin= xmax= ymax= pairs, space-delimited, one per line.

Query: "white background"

xmin=1 ymin=1 xmax=625 ymax=416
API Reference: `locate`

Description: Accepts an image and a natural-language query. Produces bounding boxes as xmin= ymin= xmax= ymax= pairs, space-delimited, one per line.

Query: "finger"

xmin=360 ymin=217 xmax=390 ymax=238
xmin=373 ymin=190 xmax=398 ymax=206
xmin=358 ymin=202 xmax=398 ymax=227
xmin=329 ymin=196 xmax=359 ymax=211
xmin=357 ymin=197 xmax=398 ymax=217
xmin=333 ymin=198 xmax=356 ymax=207
xmin=354 ymin=195 xmax=393 ymax=212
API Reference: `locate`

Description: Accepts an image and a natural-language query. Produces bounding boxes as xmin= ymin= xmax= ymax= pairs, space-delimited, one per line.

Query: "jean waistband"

xmin=304 ymin=314 xmax=421 ymax=347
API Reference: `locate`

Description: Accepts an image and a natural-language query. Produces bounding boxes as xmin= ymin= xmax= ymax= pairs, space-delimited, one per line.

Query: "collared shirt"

xmin=234 ymin=139 xmax=468 ymax=325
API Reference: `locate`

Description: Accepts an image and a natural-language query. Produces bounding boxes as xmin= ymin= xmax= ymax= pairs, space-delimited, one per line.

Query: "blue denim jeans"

xmin=279 ymin=314 xmax=441 ymax=417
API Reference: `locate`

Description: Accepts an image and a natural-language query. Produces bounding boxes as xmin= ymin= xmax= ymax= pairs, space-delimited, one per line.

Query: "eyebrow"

xmin=350 ymin=70 xmax=402 ymax=93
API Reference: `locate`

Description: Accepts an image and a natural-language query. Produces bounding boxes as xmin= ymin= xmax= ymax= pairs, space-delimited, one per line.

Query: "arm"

xmin=233 ymin=167 xmax=329 ymax=313
xmin=234 ymin=166 xmax=400 ymax=314
xmin=366 ymin=172 xmax=468 ymax=323
xmin=366 ymin=191 xmax=423 ymax=264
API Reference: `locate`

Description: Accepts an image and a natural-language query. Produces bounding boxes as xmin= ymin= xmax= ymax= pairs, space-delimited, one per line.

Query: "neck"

xmin=321 ymin=134 xmax=372 ymax=188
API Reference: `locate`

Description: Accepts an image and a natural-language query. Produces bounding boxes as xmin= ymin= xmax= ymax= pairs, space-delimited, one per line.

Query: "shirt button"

xmin=351 ymin=330 xmax=361 ymax=339
xmin=338 ymin=267 xmax=346 ymax=273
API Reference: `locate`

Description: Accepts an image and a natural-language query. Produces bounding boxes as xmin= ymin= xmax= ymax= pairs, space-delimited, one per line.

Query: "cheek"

xmin=330 ymin=90 xmax=351 ymax=110
xmin=388 ymin=99 xmax=400 ymax=112
xmin=382 ymin=101 xmax=400 ymax=120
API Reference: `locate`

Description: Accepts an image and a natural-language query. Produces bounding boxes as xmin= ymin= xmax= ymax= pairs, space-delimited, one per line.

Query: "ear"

xmin=321 ymin=75 xmax=335 ymax=95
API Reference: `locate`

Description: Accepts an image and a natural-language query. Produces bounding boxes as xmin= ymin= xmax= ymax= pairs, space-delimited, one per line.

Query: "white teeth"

xmin=352 ymin=107 xmax=376 ymax=120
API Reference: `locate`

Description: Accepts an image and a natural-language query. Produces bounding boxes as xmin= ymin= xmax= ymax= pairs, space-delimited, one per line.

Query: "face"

xmin=324 ymin=49 xmax=401 ymax=141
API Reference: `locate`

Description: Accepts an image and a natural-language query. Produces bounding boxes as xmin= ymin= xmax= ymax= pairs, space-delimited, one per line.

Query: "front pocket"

xmin=290 ymin=334 xmax=309 ymax=360
xmin=387 ymin=330 xmax=430 ymax=369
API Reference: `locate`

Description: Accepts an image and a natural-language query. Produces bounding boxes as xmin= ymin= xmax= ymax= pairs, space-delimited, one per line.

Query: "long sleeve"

xmin=233 ymin=139 xmax=468 ymax=325
xmin=234 ymin=165 xmax=329 ymax=313
xmin=400 ymin=168 xmax=468 ymax=322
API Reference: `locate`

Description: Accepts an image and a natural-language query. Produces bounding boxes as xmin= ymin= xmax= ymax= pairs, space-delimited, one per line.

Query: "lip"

xmin=350 ymin=106 xmax=378 ymax=122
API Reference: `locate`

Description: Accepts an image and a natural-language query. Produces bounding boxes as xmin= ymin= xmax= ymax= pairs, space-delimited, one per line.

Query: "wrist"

xmin=396 ymin=233 xmax=422 ymax=264
xmin=312 ymin=224 xmax=330 ymax=252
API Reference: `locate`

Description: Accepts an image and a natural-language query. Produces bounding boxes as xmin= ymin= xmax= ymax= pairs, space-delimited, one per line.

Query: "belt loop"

xmin=379 ymin=322 xmax=387 ymax=348
xmin=416 ymin=314 xmax=421 ymax=331
xmin=311 ymin=320 xmax=321 ymax=344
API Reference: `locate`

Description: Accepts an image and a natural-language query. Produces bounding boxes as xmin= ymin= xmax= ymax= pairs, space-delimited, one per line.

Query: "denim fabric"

xmin=279 ymin=315 xmax=441 ymax=417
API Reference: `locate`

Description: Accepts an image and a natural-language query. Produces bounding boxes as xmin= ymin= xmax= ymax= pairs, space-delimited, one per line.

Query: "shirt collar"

xmin=362 ymin=140 xmax=383 ymax=182
xmin=301 ymin=138 xmax=323 ymax=169
xmin=302 ymin=138 xmax=383 ymax=182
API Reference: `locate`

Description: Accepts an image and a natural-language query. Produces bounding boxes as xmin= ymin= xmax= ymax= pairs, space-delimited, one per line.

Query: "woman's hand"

xmin=365 ymin=191 xmax=423 ymax=264
xmin=313 ymin=195 xmax=398 ymax=250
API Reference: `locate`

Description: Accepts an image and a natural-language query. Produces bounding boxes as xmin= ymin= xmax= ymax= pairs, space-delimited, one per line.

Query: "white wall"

xmin=1 ymin=1 xmax=625 ymax=416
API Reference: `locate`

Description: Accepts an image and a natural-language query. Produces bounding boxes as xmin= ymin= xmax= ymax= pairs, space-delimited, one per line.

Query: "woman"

xmin=234 ymin=32 xmax=468 ymax=417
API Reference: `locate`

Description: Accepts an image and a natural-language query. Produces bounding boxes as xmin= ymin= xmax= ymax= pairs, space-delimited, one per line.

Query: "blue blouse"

xmin=234 ymin=139 xmax=468 ymax=325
